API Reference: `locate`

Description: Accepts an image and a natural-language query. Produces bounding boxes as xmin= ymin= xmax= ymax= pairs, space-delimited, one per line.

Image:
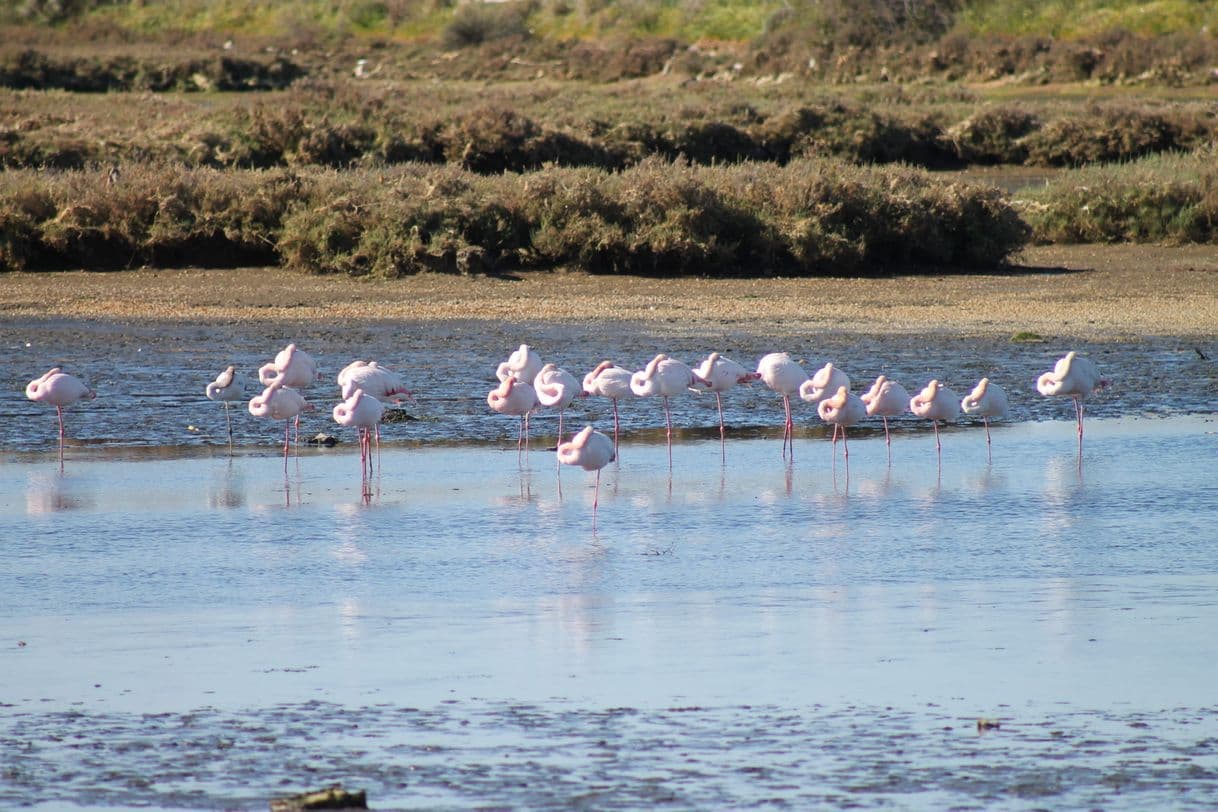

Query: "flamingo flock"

xmin=24 ymin=346 xmax=1112 ymax=513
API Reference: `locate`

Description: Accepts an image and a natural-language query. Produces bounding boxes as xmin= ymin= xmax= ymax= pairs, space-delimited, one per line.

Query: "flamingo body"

xmin=583 ymin=361 xmax=633 ymax=400
xmin=533 ymin=363 xmax=580 ymax=410
xmin=818 ymin=385 xmax=867 ymax=459
xmin=337 ymin=360 xmax=412 ymax=403
xmin=962 ymin=378 xmax=1009 ymax=419
xmin=249 ymin=382 xmax=309 ymax=422
xmin=692 ymin=352 xmax=756 ymax=393
xmin=799 ymin=362 xmax=851 ymax=404
xmin=910 ymin=380 xmax=961 ymax=423
xmin=631 ymin=354 xmax=697 ymax=465
xmin=26 ymin=368 xmax=95 ymax=409
xmin=205 ymin=365 xmax=243 ymax=402
xmin=1037 ymin=351 xmax=1108 ymax=453
xmin=496 ymin=344 xmax=544 ymax=385
xmin=259 ymin=343 xmax=318 ymax=389
xmin=756 ymin=352 xmax=808 ymax=457
xmin=861 ymin=375 xmax=910 ymax=454
xmin=557 ymin=425 xmax=616 ymax=512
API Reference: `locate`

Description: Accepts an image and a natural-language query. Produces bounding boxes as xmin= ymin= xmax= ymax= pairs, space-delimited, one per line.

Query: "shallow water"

xmin=3 ymin=319 xmax=1218 ymax=809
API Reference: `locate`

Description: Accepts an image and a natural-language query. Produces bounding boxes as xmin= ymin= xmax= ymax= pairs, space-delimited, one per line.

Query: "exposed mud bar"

xmin=2 ymin=245 xmax=1215 ymax=339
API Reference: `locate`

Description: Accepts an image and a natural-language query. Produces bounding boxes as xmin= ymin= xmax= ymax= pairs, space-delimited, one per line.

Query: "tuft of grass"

xmin=1010 ymin=331 xmax=1045 ymax=342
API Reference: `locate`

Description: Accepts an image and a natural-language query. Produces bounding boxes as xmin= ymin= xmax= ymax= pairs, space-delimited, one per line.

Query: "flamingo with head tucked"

xmin=583 ymin=361 xmax=633 ymax=454
xmin=533 ymin=363 xmax=582 ymax=445
xmin=861 ymin=375 xmax=910 ymax=458
xmin=26 ymin=367 xmax=95 ymax=467
xmin=496 ymin=344 xmax=544 ymax=386
xmin=631 ymin=354 xmax=700 ymax=467
xmin=205 ymin=365 xmax=244 ymax=452
xmin=259 ymin=344 xmax=319 ymax=447
xmin=1037 ymin=351 xmax=1109 ymax=453
xmin=692 ymin=352 xmax=759 ymax=452
xmin=818 ymin=385 xmax=867 ymax=460
xmin=333 ymin=387 xmax=386 ymax=475
xmin=801 ymin=362 xmax=852 ymax=444
xmin=756 ymin=352 xmax=808 ymax=459
xmin=248 ymin=380 xmax=312 ymax=467
xmin=557 ymin=425 xmax=616 ymax=513
xmin=337 ymin=360 xmax=413 ymax=403
xmin=910 ymin=380 xmax=960 ymax=465
xmin=488 ymin=376 xmax=538 ymax=462
xmin=961 ymin=378 xmax=1009 ymax=460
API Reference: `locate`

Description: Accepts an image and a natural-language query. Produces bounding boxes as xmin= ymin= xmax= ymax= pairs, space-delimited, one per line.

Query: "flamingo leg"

xmin=882 ymin=415 xmax=892 ymax=464
xmin=663 ymin=396 xmax=673 ymax=468
xmin=984 ymin=416 xmax=992 ymax=463
xmin=557 ymin=407 xmax=565 ymax=445
xmin=57 ymin=405 xmax=65 ymax=468
xmin=593 ymin=469 xmax=601 ymax=512
xmin=611 ymin=399 xmax=621 ymax=457
xmin=782 ymin=395 xmax=793 ymax=459
xmin=294 ymin=415 xmax=300 ymax=453
xmin=716 ymin=393 xmax=726 ymax=442
xmin=283 ymin=420 xmax=291 ymax=469
xmin=842 ymin=427 xmax=849 ymax=459
xmin=933 ymin=419 xmax=942 ymax=465
xmin=224 ymin=402 xmax=233 ymax=452
xmin=1074 ymin=396 xmax=1085 ymax=452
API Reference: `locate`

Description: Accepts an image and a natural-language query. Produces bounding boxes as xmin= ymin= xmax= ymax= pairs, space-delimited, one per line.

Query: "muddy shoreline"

xmin=3 ymin=245 xmax=1216 ymax=339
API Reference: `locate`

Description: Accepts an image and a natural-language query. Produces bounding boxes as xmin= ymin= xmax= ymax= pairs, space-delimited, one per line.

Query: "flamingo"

xmin=259 ymin=343 xmax=319 ymax=447
xmin=909 ymin=380 xmax=960 ymax=465
xmin=801 ymin=362 xmax=852 ymax=444
xmin=818 ymin=385 xmax=867 ymax=459
xmin=337 ymin=360 xmax=413 ymax=403
xmin=961 ymin=378 xmax=1009 ymax=460
xmin=496 ymin=344 xmax=544 ymax=385
xmin=205 ymin=365 xmax=244 ymax=451
xmin=487 ymin=376 xmax=538 ymax=461
xmin=861 ymin=375 xmax=910 ymax=457
xmin=248 ymin=380 xmax=312 ymax=467
xmin=1037 ymin=351 xmax=1109 ymax=453
xmin=691 ymin=352 xmax=759 ymax=453
xmin=630 ymin=354 xmax=700 ymax=466
xmin=25 ymin=367 xmax=95 ymax=467
xmin=756 ymin=352 xmax=808 ymax=459
xmin=583 ymin=361 xmax=633 ymax=454
xmin=333 ymin=388 xmax=385 ymax=476
xmin=533 ymin=363 xmax=582 ymax=444
xmin=556 ymin=425 xmax=616 ymax=513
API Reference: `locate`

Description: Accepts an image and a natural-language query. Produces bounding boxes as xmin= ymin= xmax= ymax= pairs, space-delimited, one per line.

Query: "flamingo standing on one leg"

xmin=583 ymin=361 xmax=633 ymax=455
xmin=333 ymin=388 xmax=385 ymax=477
xmin=909 ymin=380 xmax=960 ymax=467
xmin=205 ymin=365 xmax=244 ymax=452
xmin=1036 ymin=351 xmax=1109 ymax=455
xmin=488 ymin=376 xmax=538 ymax=463
xmin=961 ymin=377 xmax=1009 ymax=461
xmin=691 ymin=352 xmax=759 ymax=455
xmin=756 ymin=352 xmax=808 ymax=459
xmin=800 ymin=362 xmax=851 ymax=444
xmin=556 ymin=425 xmax=616 ymax=515
xmin=861 ymin=375 xmax=910 ymax=461
xmin=630 ymin=354 xmax=700 ymax=467
xmin=259 ymin=343 xmax=320 ymax=448
xmin=248 ymin=380 xmax=312 ymax=468
xmin=533 ymin=363 xmax=582 ymax=445
xmin=818 ymin=385 xmax=867 ymax=460
xmin=25 ymin=367 xmax=95 ymax=468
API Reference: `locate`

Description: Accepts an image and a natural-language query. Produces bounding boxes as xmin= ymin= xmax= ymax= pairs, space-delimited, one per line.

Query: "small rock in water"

xmin=976 ymin=718 xmax=1002 ymax=731
xmin=381 ymin=409 xmax=417 ymax=424
xmin=306 ymin=433 xmax=339 ymax=447
xmin=270 ymin=784 xmax=367 ymax=811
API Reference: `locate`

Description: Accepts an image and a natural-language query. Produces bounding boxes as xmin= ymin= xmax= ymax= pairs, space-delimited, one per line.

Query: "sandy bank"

xmin=3 ymin=245 xmax=1215 ymax=339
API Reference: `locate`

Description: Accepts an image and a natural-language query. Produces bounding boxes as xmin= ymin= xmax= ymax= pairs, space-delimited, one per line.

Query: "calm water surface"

xmin=2 ymin=319 xmax=1217 ymax=810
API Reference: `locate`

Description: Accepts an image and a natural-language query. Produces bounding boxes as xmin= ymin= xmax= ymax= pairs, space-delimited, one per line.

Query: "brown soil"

xmin=3 ymin=245 xmax=1215 ymax=339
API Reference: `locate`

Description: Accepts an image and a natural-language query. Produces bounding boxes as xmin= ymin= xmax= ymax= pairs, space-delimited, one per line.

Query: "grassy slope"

xmin=8 ymin=0 xmax=1218 ymax=41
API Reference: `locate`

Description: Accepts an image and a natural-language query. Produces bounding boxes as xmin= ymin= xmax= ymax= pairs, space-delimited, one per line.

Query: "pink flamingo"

xmin=496 ymin=344 xmax=544 ymax=385
xmin=557 ymin=425 xmax=616 ymax=513
xmin=259 ymin=344 xmax=319 ymax=447
xmin=1037 ymin=351 xmax=1109 ymax=453
xmin=861 ymin=375 xmax=910 ymax=461
xmin=488 ymin=376 xmax=538 ymax=461
xmin=630 ymin=354 xmax=700 ymax=467
xmin=25 ymin=367 xmax=95 ymax=467
xmin=818 ymin=385 xmax=867 ymax=460
xmin=205 ymin=365 xmax=244 ymax=451
xmin=248 ymin=380 xmax=312 ymax=467
xmin=333 ymin=388 xmax=385 ymax=476
xmin=800 ymin=362 xmax=852 ymax=443
xmin=756 ymin=352 xmax=808 ymax=459
xmin=533 ymin=363 xmax=582 ymax=444
xmin=337 ymin=360 xmax=413 ymax=403
xmin=692 ymin=352 xmax=759 ymax=453
xmin=583 ymin=361 xmax=633 ymax=454
xmin=961 ymin=378 xmax=1009 ymax=460
xmin=909 ymin=380 xmax=960 ymax=465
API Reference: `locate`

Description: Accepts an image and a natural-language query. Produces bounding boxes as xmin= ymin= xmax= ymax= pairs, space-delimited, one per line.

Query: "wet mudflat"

xmin=2 ymin=317 xmax=1217 ymax=809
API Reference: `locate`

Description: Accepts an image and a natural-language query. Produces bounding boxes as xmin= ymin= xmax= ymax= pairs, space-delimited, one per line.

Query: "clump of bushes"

xmin=1019 ymin=148 xmax=1218 ymax=244
xmin=0 ymin=158 xmax=1031 ymax=275
xmin=0 ymin=48 xmax=304 ymax=92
